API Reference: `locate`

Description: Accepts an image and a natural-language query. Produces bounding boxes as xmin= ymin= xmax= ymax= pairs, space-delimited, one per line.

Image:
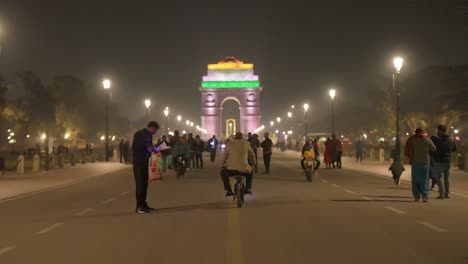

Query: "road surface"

xmin=1 ymin=151 xmax=467 ymax=264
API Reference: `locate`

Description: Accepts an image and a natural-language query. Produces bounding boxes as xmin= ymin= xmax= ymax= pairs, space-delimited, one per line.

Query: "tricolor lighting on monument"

xmin=201 ymin=57 xmax=260 ymax=89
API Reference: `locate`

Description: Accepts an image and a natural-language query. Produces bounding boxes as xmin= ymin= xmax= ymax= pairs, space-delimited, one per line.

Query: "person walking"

xmin=431 ymin=125 xmax=457 ymax=199
xmin=207 ymin=135 xmax=219 ymax=162
xmin=336 ymin=139 xmax=344 ymax=168
xmin=404 ymin=127 xmax=436 ymax=202
xmin=260 ymin=132 xmax=273 ymax=174
xmin=194 ymin=135 xmax=205 ymax=169
xmin=247 ymin=133 xmax=260 ymax=173
xmin=187 ymin=133 xmax=196 ymax=171
xmin=356 ymin=139 xmax=364 ymax=162
xmin=123 ymin=140 xmax=130 ymax=164
xmin=324 ymin=138 xmax=333 ymax=169
xmin=119 ymin=139 xmax=125 ymax=163
xmin=132 ymin=121 xmax=160 ymax=214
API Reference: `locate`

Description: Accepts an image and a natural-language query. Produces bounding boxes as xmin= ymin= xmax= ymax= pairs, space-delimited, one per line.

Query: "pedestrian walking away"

xmin=260 ymin=132 xmax=273 ymax=174
xmin=207 ymin=135 xmax=219 ymax=162
xmin=404 ymin=127 xmax=436 ymax=202
xmin=248 ymin=132 xmax=260 ymax=173
xmin=119 ymin=139 xmax=125 ymax=163
xmin=132 ymin=121 xmax=160 ymax=214
xmin=430 ymin=125 xmax=457 ymax=199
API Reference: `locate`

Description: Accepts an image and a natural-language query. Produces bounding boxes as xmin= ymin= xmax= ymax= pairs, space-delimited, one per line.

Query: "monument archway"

xmin=199 ymin=57 xmax=262 ymax=139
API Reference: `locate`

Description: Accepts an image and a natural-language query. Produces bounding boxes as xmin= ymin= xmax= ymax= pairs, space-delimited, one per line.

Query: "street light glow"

xmin=177 ymin=115 xmax=182 ymax=122
xmin=41 ymin=133 xmax=47 ymax=140
xmin=291 ymin=105 xmax=295 ymax=109
xmin=303 ymin=103 xmax=309 ymax=112
xmin=186 ymin=120 xmax=190 ymax=126
xmin=100 ymin=135 xmax=105 ymax=141
xmin=144 ymin=99 xmax=151 ymax=109
xmin=329 ymin=89 xmax=336 ymax=100
xmin=454 ymin=129 xmax=459 ymax=134
xmin=102 ymin=79 xmax=111 ymax=90
xmin=276 ymin=117 xmax=281 ymax=123
xmin=393 ymin=56 xmax=404 ymax=73
xmin=270 ymin=121 xmax=274 ymax=126
xmin=287 ymin=112 xmax=292 ymax=118
xmin=64 ymin=133 xmax=70 ymax=139
xmin=164 ymin=107 xmax=169 ymax=117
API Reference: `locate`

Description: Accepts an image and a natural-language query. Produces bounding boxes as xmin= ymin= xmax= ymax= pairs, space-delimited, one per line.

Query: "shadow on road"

xmin=368 ymin=195 xmax=414 ymax=199
xmin=255 ymin=177 xmax=306 ymax=183
xmin=330 ymin=199 xmax=414 ymax=203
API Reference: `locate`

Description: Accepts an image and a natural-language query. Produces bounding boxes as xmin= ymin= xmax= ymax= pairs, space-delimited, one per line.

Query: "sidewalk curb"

xmin=0 ymin=167 xmax=130 ymax=204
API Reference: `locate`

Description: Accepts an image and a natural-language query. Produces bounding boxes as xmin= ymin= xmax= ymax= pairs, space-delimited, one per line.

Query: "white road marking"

xmin=0 ymin=246 xmax=16 ymax=256
xmin=75 ymin=208 xmax=93 ymax=216
xmin=344 ymin=189 xmax=357 ymax=194
xmin=321 ymin=179 xmax=328 ymax=183
xmin=418 ymin=221 xmax=447 ymax=233
xmin=331 ymin=184 xmax=341 ymax=188
xmin=452 ymin=192 xmax=468 ymax=198
xmin=37 ymin=222 xmax=64 ymax=235
xmin=101 ymin=198 xmax=116 ymax=204
xmin=361 ymin=196 xmax=373 ymax=201
xmin=120 ymin=191 xmax=129 ymax=196
xmin=384 ymin=206 xmax=406 ymax=215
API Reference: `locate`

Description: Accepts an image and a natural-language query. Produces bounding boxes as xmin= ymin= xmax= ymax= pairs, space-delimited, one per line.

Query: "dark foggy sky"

xmin=0 ymin=1 xmax=467 ymax=131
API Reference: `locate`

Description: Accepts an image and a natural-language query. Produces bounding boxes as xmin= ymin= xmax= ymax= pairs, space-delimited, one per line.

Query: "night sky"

xmin=1 ymin=1 xmax=467 ymax=132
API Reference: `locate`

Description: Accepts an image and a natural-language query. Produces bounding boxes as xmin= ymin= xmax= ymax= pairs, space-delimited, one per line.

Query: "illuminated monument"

xmin=200 ymin=57 xmax=262 ymax=139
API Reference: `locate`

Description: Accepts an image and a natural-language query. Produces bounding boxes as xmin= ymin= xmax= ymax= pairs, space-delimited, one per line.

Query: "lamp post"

xmin=102 ymin=79 xmax=111 ymax=161
xmin=303 ymin=103 xmax=309 ymax=139
xmin=144 ymin=99 xmax=151 ymax=121
xmin=287 ymin=112 xmax=292 ymax=131
xmin=177 ymin=115 xmax=182 ymax=131
xmin=270 ymin=121 xmax=274 ymax=127
xmin=164 ymin=107 xmax=169 ymax=134
xmin=390 ymin=56 xmax=404 ymax=184
xmin=329 ymin=89 xmax=336 ymax=135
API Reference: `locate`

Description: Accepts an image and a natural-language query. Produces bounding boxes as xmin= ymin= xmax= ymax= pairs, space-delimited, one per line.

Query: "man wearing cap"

xmin=132 ymin=121 xmax=160 ymax=213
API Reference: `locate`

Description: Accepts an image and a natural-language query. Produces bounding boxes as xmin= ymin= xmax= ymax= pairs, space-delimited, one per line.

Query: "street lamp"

xmin=270 ymin=121 xmax=274 ymax=127
xmin=287 ymin=112 xmax=292 ymax=131
xmin=144 ymin=99 xmax=151 ymax=121
xmin=329 ymin=89 xmax=336 ymax=135
xmin=276 ymin=117 xmax=281 ymax=123
xmin=164 ymin=107 xmax=169 ymax=134
xmin=186 ymin=120 xmax=190 ymax=126
xmin=102 ymin=79 xmax=111 ymax=161
xmin=390 ymin=56 xmax=404 ymax=184
xmin=291 ymin=105 xmax=295 ymax=109
xmin=303 ymin=103 xmax=309 ymax=139
xmin=177 ymin=115 xmax=182 ymax=130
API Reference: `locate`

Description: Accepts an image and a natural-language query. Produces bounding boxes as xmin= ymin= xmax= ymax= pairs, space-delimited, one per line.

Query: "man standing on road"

xmin=431 ymin=125 xmax=457 ymax=199
xmin=207 ymin=135 xmax=219 ymax=162
xmin=260 ymin=132 xmax=273 ymax=174
xmin=132 ymin=121 xmax=160 ymax=214
xmin=119 ymin=139 xmax=125 ymax=163
xmin=404 ymin=127 xmax=436 ymax=202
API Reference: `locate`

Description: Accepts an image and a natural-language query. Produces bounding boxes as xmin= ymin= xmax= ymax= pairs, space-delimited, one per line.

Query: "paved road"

xmin=1 ymin=151 xmax=468 ymax=264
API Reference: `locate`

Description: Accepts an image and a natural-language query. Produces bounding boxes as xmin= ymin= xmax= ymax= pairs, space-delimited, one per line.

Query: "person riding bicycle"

xmin=220 ymin=132 xmax=256 ymax=196
xmin=301 ymin=139 xmax=315 ymax=171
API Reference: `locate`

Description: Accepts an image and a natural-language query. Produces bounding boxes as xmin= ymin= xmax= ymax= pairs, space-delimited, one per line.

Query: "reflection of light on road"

xmin=227 ymin=208 xmax=244 ymax=264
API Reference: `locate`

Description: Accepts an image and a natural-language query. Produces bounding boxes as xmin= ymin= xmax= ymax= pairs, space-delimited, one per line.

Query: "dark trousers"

xmin=123 ymin=152 xmax=129 ymax=164
xmin=133 ymin=162 xmax=149 ymax=209
xmin=189 ymin=153 xmax=195 ymax=169
xmin=263 ymin=153 xmax=271 ymax=173
xmin=210 ymin=149 xmax=217 ymax=162
xmin=253 ymin=150 xmax=258 ymax=173
xmin=119 ymin=151 xmax=123 ymax=163
xmin=336 ymin=152 xmax=342 ymax=168
xmin=195 ymin=153 xmax=203 ymax=168
xmin=220 ymin=168 xmax=253 ymax=191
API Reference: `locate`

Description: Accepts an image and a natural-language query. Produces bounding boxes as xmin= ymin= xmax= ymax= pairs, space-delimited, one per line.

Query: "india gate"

xmin=199 ymin=57 xmax=262 ymax=139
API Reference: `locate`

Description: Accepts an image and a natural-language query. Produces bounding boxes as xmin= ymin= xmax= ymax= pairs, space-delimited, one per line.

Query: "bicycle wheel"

xmin=306 ymin=169 xmax=312 ymax=182
xmin=236 ymin=183 xmax=243 ymax=208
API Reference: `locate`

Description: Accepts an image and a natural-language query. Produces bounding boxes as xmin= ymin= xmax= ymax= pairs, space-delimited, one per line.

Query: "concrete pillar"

xmin=17 ymin=155 xmax=24 ymax=174
xmin=32 ymin=154 xmax=40 ymax=172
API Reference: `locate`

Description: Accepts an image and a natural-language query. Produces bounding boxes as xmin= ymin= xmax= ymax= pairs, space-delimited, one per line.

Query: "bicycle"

xmin=175 ymin=155 xmax=187 ymax=178
xmin=233 ymin=174 xmax=246 ymax=208
xmin=302 ymin=159 xmax=318 ymax=182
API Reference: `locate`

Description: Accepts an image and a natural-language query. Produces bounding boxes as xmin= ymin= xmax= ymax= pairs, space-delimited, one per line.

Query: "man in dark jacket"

xmin=132 ymin=121 xmax=160 ymax=214
xmin=207 ymin=135 xmax=219 ymax=162
xmin=119 ymin=139 xmax=125 ymax=163
xmin=260 ymin=132 xmax=273 ymax=174
xmin=431 ymin=125 xmax=457 ymax=199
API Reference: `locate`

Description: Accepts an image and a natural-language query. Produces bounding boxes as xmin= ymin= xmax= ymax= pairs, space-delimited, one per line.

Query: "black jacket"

xmin=431 ymin=134 xmax=456 ymax=163
xmin=132 ymin=128 xmax=154 ymax=164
